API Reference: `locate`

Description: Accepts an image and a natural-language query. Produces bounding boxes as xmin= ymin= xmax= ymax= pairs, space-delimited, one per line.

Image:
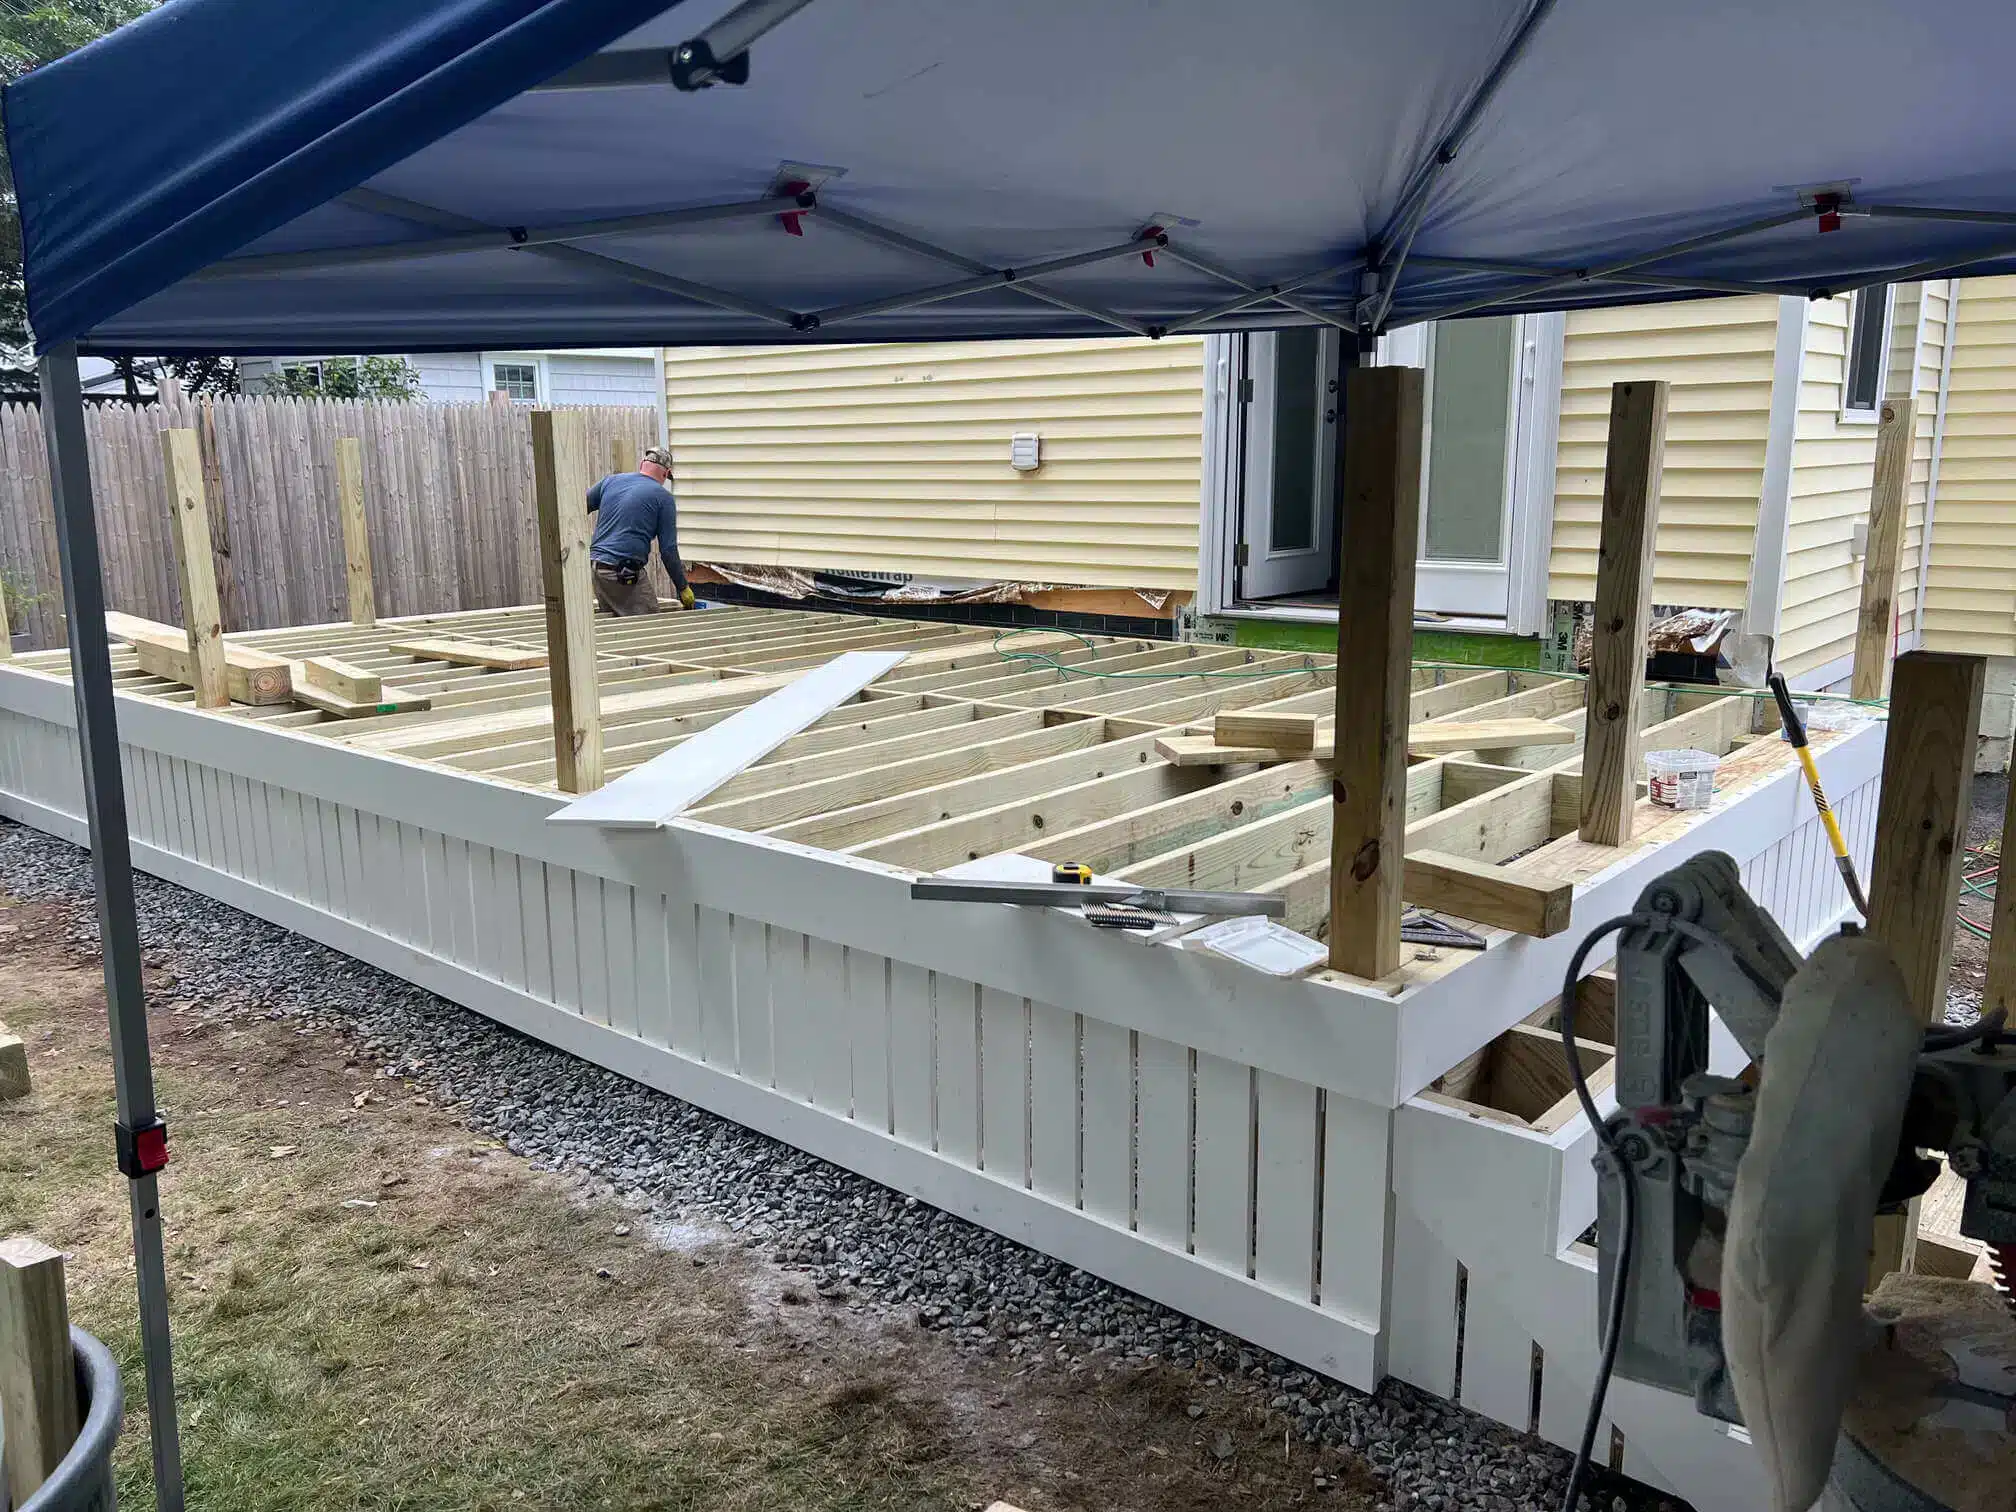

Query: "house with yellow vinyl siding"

xmin=659 ymin=276 xmax=2016 ymax=761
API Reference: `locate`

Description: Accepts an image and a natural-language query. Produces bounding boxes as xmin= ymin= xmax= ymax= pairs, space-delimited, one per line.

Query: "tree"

xmin=260 ymin=356 xmax=423 ymax=401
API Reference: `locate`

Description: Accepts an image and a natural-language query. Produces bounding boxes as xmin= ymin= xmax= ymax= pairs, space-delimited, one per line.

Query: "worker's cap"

xmin=641 ymin=445 xmax=672 ymax=469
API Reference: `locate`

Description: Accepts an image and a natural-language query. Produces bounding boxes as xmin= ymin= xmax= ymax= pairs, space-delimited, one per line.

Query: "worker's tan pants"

xmin=592 ymin=563 xmax=659 ymax=616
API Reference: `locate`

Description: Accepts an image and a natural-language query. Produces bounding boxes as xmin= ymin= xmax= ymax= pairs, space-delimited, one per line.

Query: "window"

xmin=1843 ymin=284 xmax=1893 ymax=416
xmin=492 ymin=361 xmax=540 ymax=402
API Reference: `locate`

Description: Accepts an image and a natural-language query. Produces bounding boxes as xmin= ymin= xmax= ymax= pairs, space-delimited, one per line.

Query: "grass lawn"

xmin=0 ymin=891 xmax=1375 ymax=1512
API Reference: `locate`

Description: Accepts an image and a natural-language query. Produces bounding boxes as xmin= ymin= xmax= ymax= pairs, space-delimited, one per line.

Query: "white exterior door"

xmin=1236 ymin=328 xmax=1340 ymax=600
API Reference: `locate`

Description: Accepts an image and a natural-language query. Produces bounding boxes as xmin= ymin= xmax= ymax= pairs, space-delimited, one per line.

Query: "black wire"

xmin=1559 ymin=914 xmax=1644 ymax=1512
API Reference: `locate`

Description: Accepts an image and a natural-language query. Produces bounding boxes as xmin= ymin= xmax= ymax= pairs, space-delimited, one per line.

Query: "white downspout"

xmin=1744 ymin=296 xmax=1809 ymax=643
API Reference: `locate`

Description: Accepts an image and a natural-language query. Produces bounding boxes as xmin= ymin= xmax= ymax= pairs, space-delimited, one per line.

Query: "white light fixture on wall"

xmin=1010 ymin=432 xmax=1041 ymax=472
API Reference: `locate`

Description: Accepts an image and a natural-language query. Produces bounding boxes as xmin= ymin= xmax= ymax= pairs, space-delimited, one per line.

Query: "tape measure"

xmin=1052 ymin=862 xmax=1093 ymax=886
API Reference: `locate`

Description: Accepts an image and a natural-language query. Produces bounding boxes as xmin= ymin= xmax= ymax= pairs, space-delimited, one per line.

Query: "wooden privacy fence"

xmin=0 ymin=392 xmax=659 ymax=649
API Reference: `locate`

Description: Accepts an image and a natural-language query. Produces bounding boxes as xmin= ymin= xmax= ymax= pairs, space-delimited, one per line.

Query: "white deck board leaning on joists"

xmin=548 ymin=650 xmax=910 ymax=828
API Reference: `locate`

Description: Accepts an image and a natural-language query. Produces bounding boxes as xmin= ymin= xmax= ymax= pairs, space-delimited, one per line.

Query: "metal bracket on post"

xmin=38 ymin=342 xmax=185 ymax=1512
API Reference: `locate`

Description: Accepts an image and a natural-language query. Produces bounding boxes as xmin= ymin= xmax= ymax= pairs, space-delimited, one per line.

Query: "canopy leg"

xmin=38 ymin=343 xmax=185 ymax=1512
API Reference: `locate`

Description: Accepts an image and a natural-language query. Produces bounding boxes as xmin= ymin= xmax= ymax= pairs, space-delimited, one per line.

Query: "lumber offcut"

xmin=108 ymin=611 xmax=292 ymax=704
xmin=387 ymin=636 xmax=548 ymax=671
xmin=0 ymin=1236 xmax=78 ymax=1506
xmin=1404 ymin=849 xmax=1574 ymax=937
xmin=0 ymin=1033 xmax=28 ymax=1099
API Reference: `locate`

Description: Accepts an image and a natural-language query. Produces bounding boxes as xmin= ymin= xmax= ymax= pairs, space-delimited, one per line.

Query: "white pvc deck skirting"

xmin=0 ymin=661 xmax=1885 ymax=1511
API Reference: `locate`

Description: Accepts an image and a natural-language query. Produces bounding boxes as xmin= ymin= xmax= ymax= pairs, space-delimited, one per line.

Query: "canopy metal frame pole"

xmin=201 ymin=194 xmax=812 ymax=278
xmin=1360 ymin=0 xmax=1561 ymax=331
xmin=1156 ymin=257 xmax=1365 ymax=337
xmin=801 ymin=231 xmax=1169 ymax=330
xmin=336 ymin=187 xmax=805 ymax=328
xmin=38 ymin=342 xmax=185 ymax=1512
xmin=811 ymin=205 xmax=1154 ymax=337
xmin=1154 ymin=241 xmax=1359 ymax=334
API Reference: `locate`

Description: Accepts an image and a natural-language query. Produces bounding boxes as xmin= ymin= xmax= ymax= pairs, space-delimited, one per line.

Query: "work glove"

xmin=678 ymin=586 xmax=697 ymax=611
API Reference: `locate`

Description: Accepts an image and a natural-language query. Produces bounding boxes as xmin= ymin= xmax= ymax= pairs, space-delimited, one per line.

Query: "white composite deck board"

xmin=549 ymin=650 xmax=909 ymax=828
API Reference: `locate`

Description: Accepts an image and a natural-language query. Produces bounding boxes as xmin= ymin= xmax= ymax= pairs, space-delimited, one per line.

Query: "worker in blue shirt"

xmin=586 ymin=445 xmax=696 ymax=615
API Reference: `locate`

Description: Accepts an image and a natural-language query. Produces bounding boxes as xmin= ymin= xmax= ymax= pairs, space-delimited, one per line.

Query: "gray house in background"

xmin=238 ymin=347 xmax=662 ymax=408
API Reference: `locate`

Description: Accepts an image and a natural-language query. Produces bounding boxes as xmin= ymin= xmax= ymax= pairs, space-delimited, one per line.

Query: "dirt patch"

xmin=0 ymin=891 xmax=1380 ymax=1511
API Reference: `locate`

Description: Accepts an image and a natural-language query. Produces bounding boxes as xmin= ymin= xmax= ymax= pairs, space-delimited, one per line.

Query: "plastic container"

xmin=20 ymin=1326 xmax=123 ymax=1512
xmin=1645 ymin=748 xmax=1721 ymax=810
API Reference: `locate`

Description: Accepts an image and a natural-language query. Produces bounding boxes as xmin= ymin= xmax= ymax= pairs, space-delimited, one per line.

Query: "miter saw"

xmin=1566 ymin=852 xmax=2016 ymax=1512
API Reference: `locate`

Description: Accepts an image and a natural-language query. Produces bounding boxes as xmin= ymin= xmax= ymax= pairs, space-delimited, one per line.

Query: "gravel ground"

xmin=1 ymin=819 xmax=1665 ymax=1512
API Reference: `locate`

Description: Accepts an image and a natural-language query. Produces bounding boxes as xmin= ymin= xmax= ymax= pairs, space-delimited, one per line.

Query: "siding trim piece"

xmin=1196 ymin=334 xmax=1238 ymax=616
xmin=1914 ymin=279 xmax=1959 ymax=653
xmin=1744 ymin=296 xmax=1809 ymax=639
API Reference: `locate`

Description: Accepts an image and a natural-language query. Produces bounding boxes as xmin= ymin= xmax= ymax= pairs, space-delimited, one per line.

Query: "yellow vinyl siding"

xmin=1548 ymin=297 xmax=1780 ymax=608
xmin=662 ymin=339 xmax=1206 ymax=589
xmin=1891 ymin=280 xmax=1952 ymax=642
xmin=1923 ymin=276 xmax=2016 ymax=656
xmin=1775 ymin=295 xmax=1881 ymax=674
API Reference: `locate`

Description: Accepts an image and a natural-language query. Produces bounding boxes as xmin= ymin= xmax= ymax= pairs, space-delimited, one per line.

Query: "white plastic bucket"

xmin=1645 ymin=748 xmax=1720 ymax=810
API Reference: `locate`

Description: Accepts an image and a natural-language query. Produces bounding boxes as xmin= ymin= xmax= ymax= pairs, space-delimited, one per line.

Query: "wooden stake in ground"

xmin=531 ymin=409 xmax=604 ymax=794
xmin=162 ymin=425 xmax=230 ymax=709
xmin=336 ymin=435 xmax=375 ymax=628
xmin=0 ymin=1236 xmax=79 ymax=1506
xmin=1866 ymin=649 xmax=1983 ymax=1283
xmin=1328 ymin=365 xmax=1425 ymax=979
xmin=1851 ymin=398 xmax=1915 ymax=701
xmin=1578 ymin=380 xmax=1668 ymax=846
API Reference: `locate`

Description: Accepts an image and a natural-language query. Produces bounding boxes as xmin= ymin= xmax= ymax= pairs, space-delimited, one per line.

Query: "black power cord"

xmin=1557 ymin=915 xmax=1641 ymax=1512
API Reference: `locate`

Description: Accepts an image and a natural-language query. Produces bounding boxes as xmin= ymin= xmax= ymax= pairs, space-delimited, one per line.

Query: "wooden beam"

xmin=386 ymin=637 xmax=549 ymax=671
xmin=1578 ymin=380 xmax=1668 ymax=845
xmin=108 ymin=611 xmax=293 ymax=705
xmin=1329 ymin=366 xmax=1425 ymax=978
xmin=531 ymin=409 xmax=605 ymax=793
xmin=336 ymin=435 xmax=376 ymax=628
xmin=1404 ymin=849 xmax=1574 ymax=937
xmin=162 ymin=425 xmax=229 ymax=708
xmin=1851 ymin=397 xmax=1915 ymax=701
xmin=302 ymin=654 xmax=381 ymax=704
xmin=1866 ymin=649 xmax=1984 ymax=1283
xmin=1169 ymin=715 xmax=1572 ymax=767
xmin=0 ymin=1236 xmax=78 ymax=1507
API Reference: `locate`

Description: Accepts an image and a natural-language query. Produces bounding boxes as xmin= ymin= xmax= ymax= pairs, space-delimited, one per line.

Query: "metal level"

xmin=911 ymin=877 xmax=1286 ymax=919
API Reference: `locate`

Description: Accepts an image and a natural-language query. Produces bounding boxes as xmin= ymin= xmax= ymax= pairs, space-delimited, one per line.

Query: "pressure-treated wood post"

xmin=1866 ymin=649 xmax=1984 ymax=1282
xmin=1989 ymin=773 xmax=2016 ymax=1023
xmin=197 ymin=398 xmax=239 ymax=633
xmin=1 ymin=1236 xmax=79 ymax=1506
xmin=162 ymin=425 xmax=229 ymax=708
xmin=531 ymin=409 xmax=603 ymax=793
xmin=1851 ymin=398 xmax=1915 ymax=701
xmin=336 ymin=436 xmax=375 ymax=628
xmin=1328 ymin=365 xmax=1425 ymax=979
xmin=1578 ymin=380 xmax=1668 ymax=845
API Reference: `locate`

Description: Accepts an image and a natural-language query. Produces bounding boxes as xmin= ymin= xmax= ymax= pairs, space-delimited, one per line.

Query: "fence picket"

xmin=0 ymin=395 xmax=655 ymax=648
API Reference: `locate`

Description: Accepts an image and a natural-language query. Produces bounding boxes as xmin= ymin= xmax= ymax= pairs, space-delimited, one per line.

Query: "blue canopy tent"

xmin=9 ymin=1 xmax=2016 ymax=1503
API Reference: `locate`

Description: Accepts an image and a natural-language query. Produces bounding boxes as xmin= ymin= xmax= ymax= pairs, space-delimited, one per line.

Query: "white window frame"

xmin=482 ymin=351 xmax=550 ymax=404
xmin=1838 ymin=285 xmax=1895 ymax=423
xmin=1196 ymin=315 xmax=1561 ymax=636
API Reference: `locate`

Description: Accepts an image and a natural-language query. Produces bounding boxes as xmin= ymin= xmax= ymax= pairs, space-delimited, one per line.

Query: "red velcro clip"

xmin=1140 ymin=225 xmax=1162 ymax=268
xmin=778 ymin=180 xmax=810 ymax=236
xmin=1815 ymin=193 xmax=1843 ymax=234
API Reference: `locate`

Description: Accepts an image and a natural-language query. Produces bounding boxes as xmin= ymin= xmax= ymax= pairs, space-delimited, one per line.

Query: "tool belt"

xmin=592 ymin=558 xmax=643 ymax=585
